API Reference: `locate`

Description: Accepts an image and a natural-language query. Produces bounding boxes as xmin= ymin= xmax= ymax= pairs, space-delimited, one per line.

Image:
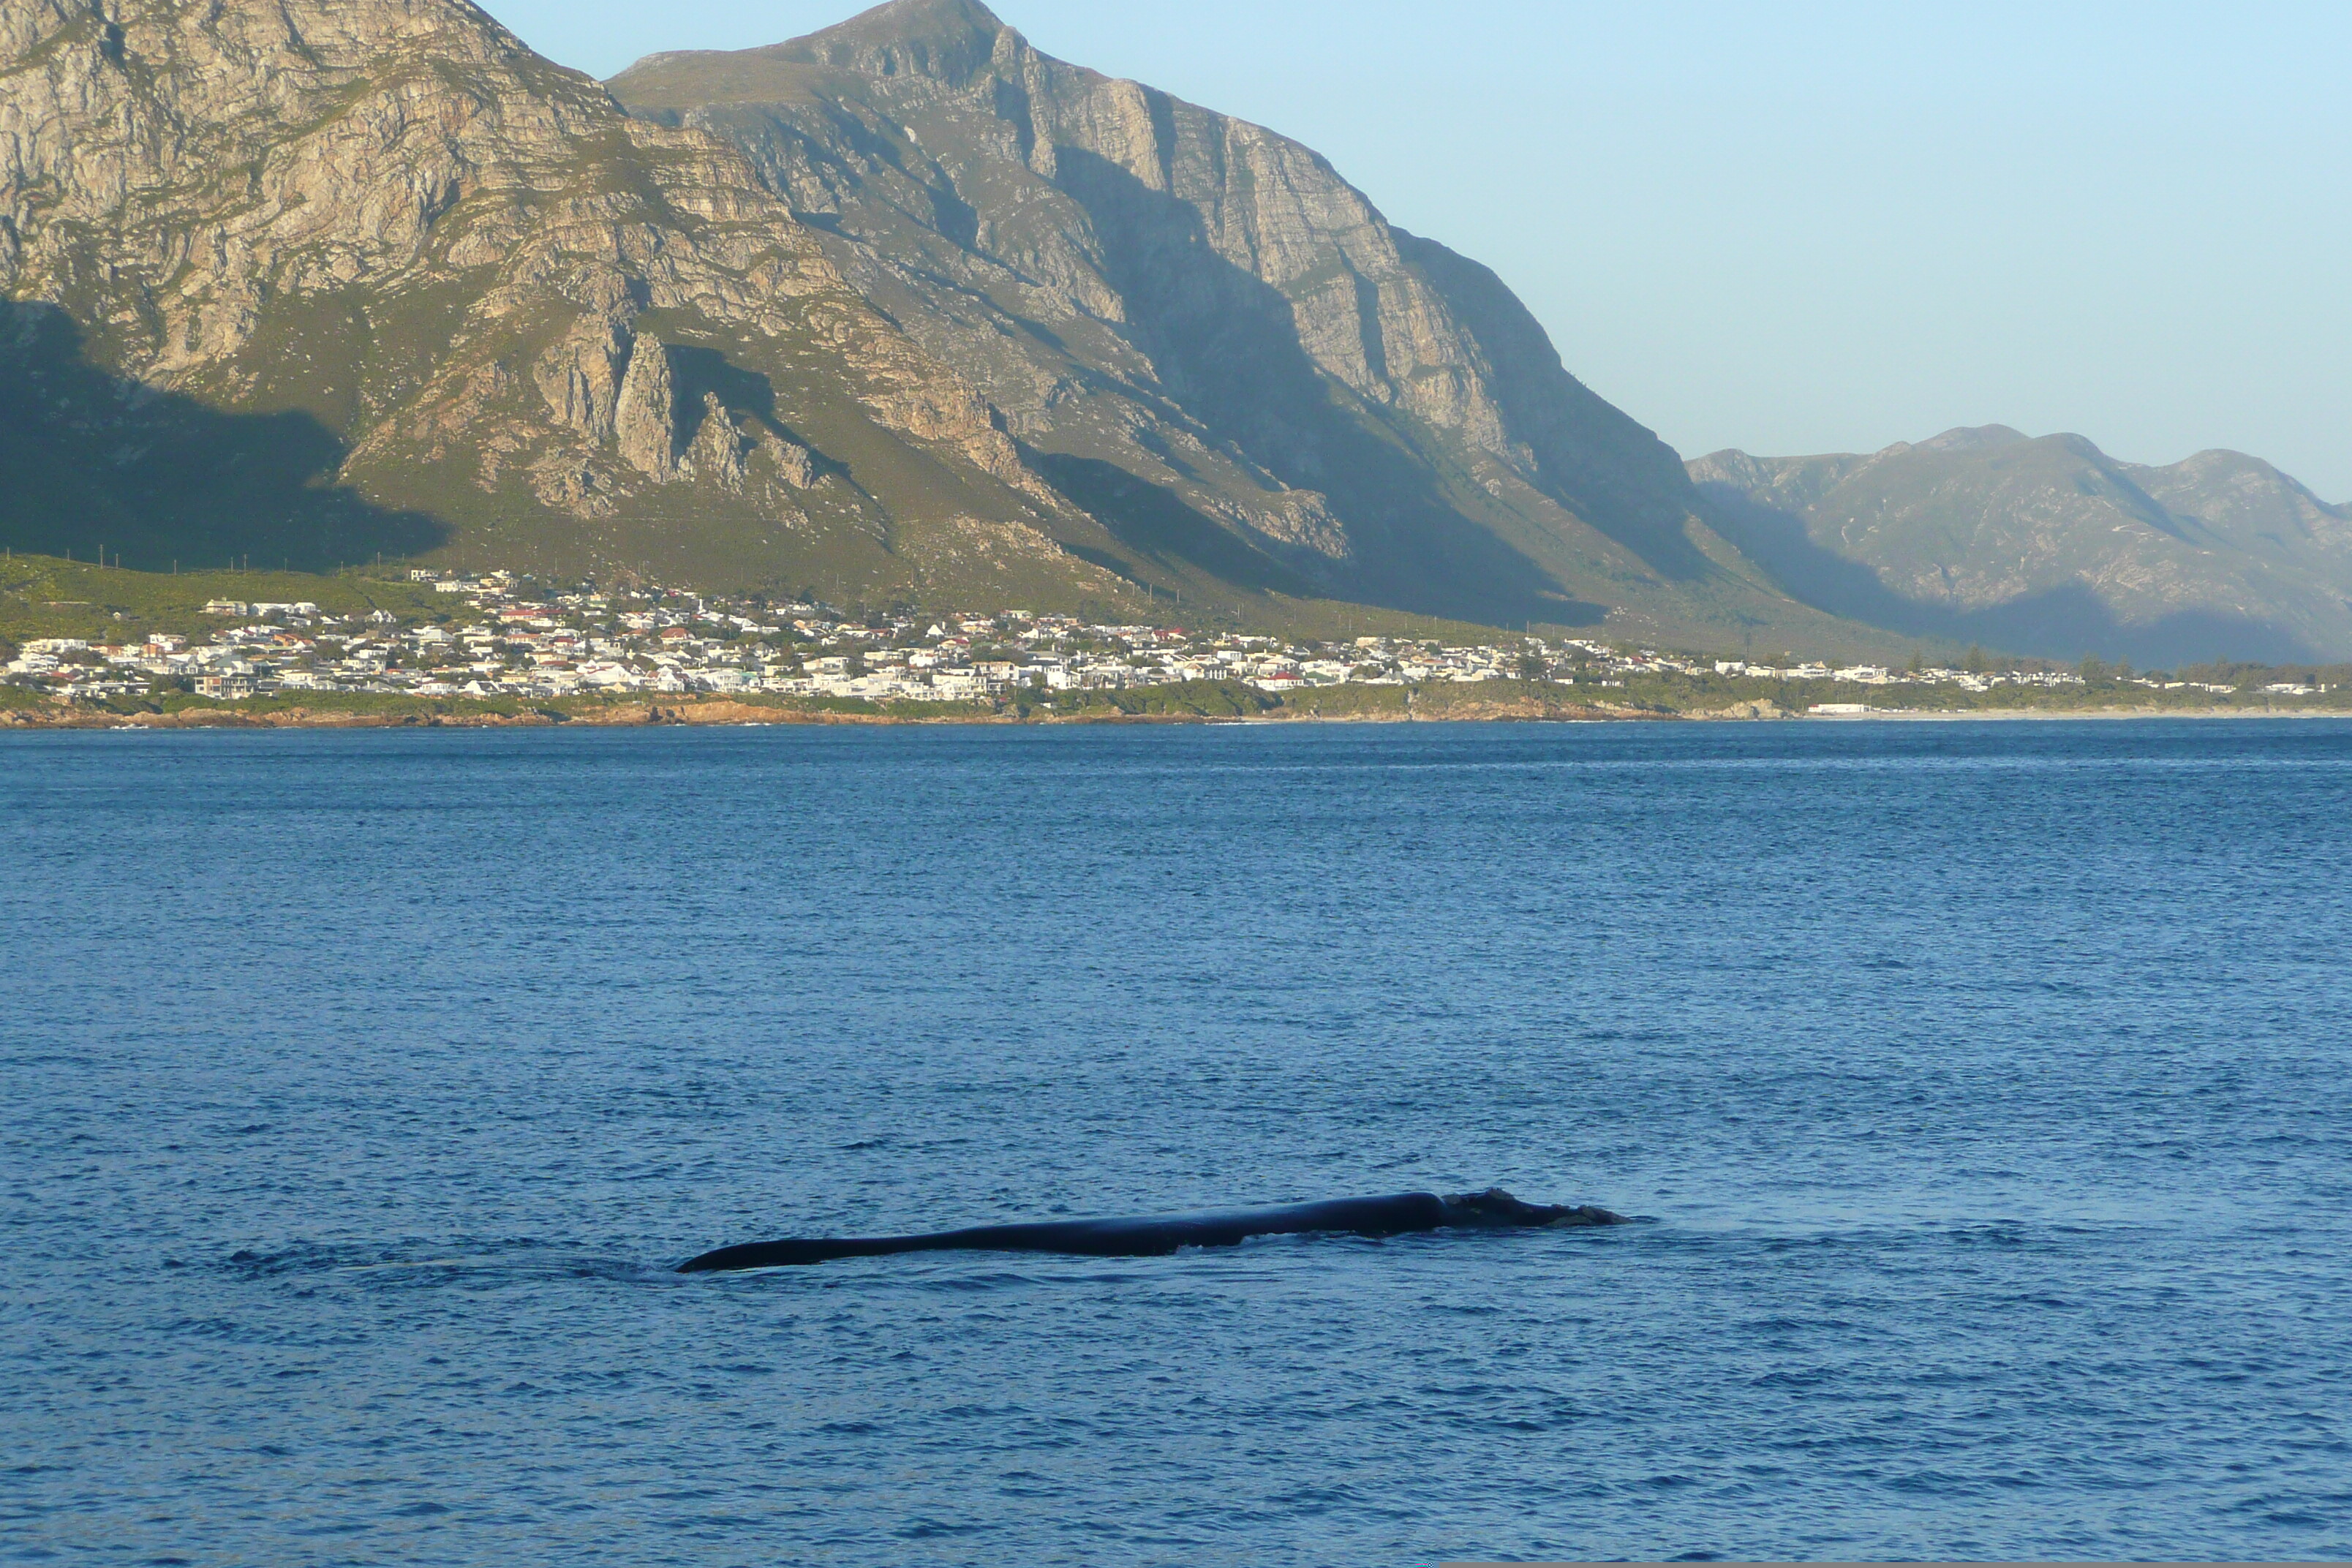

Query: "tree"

xmin=1964 ymin=644 xmax=1989 ymax=674
xmin=2080 ymin=655 xmax=2108 ymax=683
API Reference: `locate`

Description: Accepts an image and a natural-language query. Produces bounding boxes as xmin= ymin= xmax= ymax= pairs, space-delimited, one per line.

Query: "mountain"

xmin=607 ymin=0 xmax=1878 ymax=643
xmin=0 ymin=0 xmax=1129 ymax=611
xmin=1689 ymin=428 xmax=2352 ymax=663
xmin=1 ymin=0 xmax=1877 ymax=649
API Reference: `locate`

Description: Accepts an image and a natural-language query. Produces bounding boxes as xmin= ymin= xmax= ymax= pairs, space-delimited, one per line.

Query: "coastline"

xmin=1796 ymin=706 xmax=2352 ymax=723
xmin=4 ymin=690 xmax=2347 ymax=732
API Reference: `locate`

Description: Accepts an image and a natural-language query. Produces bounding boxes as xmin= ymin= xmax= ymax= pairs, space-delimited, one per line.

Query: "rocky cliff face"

xmin=613 ymin=0 xmax=1858 ymax=640
xmin=1689 ymin=427 xmax=2352 ymax=663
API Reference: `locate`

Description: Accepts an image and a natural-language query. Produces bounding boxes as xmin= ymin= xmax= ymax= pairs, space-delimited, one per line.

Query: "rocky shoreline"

xmin=4 ymin=692 xmax=2344 ymax=732
xmin=0 ymin=696 xmax=1665 ymax=730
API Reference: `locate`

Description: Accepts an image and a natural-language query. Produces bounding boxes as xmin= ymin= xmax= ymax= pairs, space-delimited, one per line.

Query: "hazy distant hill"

xmin=1689 ymin=427 xmax=2352 ymax=663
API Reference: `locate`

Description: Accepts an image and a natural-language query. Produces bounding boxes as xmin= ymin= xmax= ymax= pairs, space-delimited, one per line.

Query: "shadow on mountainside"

xmin=662 ymin=342 xmax=843 ymax=478
xmin=1694 ymin=480 xmax=2321 ymax=665
xmin=1029 ymin=452 xmax=1311 ymax=597
xmin=1392 ymin=232 xmax=1716 ymax=584
xmin=1044 ymin=146 xmax=1579 ymax=627
xmin=0 ymin=300 xmax=449 ymax=572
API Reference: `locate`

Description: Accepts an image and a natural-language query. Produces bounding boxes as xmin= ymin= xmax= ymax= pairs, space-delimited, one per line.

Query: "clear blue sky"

xmin=487 ymin=0 xmax=2351 ymax=499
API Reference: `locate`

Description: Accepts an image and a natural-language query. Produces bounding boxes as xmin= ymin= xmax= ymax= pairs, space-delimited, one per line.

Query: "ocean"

xmin=4 ymin=719 xmax=2348 ymax=1564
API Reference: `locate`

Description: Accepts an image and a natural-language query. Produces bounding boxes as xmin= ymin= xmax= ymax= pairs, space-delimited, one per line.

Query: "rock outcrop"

xmin=614 ymin=339 xmax=680 ymax=481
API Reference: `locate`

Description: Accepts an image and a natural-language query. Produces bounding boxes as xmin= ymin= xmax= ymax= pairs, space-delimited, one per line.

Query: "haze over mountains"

xmin=1691 ymin=430 xmax=2352 ymax=664
xmin=1 ymin=0 xmax=2337 ymax=661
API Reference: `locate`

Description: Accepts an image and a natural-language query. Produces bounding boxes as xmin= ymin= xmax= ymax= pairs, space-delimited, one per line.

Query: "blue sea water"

xmin=3 ymin=718 xmax=2349 ymax=1565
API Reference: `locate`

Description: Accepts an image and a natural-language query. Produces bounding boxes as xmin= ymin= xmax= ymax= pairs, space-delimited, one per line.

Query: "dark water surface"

xmin=4 ymin=720 xmax=2349 ymax=1564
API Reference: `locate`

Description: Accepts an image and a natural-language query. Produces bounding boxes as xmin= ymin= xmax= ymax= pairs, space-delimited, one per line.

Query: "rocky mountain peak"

xmin=609 ymin=7 xmax=1756 ymax=630
xmin=1917 ymin=424 xmax=2030 ymax=453
xmin=765 ymin=0 xmax=1012 ymax=86
xmin=2156 ymin=448 xmax=2334 ymax=507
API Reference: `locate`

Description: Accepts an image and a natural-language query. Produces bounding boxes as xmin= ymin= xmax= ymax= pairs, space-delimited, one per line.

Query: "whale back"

xmin=1441 ymin=1187 xmax=1623 ymax=1226
xmin=677 ymin=1188 xmax=1620 ymax=1273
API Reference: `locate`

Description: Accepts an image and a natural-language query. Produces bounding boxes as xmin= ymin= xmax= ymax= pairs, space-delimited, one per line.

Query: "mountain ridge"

xmin=0 ymin=0 xmax=1903 ymax=653
xmin=1689 ymin=429 xmax=2352 ymax=663
xmin=603 ymin=0 xmax=1889 ymax=647
xmin=10 ymin=0 xmax=2316 ymax=664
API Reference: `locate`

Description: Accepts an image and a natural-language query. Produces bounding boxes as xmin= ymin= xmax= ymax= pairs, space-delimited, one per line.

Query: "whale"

xmin=676 ymin=1187 xmax=1625 ymax=1272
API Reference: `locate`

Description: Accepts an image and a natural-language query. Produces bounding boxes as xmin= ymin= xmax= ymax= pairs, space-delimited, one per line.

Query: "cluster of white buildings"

xmin=783 ymin=622 xmax=1542 ymax=704
xmin=1711 ymin=660 xmax=2278 ymax=696
xmin=5 ymin=600 xmax=357 ymax=702
xmin=3 ymin=573 xmax=1543 ymax=704
xmin=5 ymin=569 xmax=2329 ymax=705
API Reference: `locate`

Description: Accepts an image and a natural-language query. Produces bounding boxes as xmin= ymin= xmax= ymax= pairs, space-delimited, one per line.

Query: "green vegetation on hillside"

xmin=0 ymin=554 xmax=1520 ymax=651
xmin=0 ymin=556 xmax=451 ymax=647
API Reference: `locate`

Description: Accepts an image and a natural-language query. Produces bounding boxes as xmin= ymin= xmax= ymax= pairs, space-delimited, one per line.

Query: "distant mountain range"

xmin=1690 ymin=429 xmax=2352 ymax=664
xmin=1 ymin=0 xmax=2333 ymax=663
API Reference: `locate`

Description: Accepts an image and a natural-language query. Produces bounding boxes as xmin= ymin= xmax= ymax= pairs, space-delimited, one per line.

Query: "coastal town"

xmin=2 ymin=569 xmax=2335 ymax=711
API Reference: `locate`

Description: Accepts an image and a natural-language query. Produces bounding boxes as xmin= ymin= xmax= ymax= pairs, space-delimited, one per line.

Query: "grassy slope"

xmin=1 ymin=553 xmax=2171 ymax=666
xmin=0 ymin=557 xmax=452 ymax=646
xmin=0 ymin=555 xmax=1520 ymax=649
